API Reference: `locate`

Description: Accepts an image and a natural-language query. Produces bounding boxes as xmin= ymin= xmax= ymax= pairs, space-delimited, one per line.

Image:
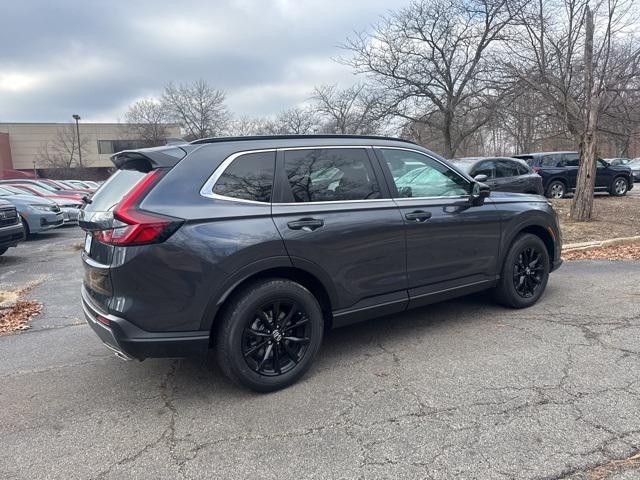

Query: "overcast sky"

xmin=0 ymin=0 xmax=408 ymax=123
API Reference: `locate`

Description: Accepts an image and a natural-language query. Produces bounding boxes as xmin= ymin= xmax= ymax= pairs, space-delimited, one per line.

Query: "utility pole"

xmin=72 ymin=114 xmax=82 ymax=167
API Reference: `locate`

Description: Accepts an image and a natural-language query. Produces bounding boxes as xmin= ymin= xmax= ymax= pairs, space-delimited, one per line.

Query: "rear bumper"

xmin=81 ymin=286 xmax=210 ymax=360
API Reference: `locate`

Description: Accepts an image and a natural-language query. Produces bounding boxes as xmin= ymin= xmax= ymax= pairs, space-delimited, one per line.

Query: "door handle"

xmin=405 ymin=210 xmax=432 ymax=222
xmin=287 ymin=218 xmax=324 ymax=231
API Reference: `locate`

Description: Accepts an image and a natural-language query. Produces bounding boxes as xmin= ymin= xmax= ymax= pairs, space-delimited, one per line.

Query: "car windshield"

xmin=12 ymin=184 xmax=52 ymax=195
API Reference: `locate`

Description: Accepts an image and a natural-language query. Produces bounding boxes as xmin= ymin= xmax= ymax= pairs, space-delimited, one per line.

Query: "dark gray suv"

xmin=79 ymin=135 xmax=562 ymax=392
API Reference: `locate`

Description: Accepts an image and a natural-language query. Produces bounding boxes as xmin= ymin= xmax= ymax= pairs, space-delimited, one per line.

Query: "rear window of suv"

xmin=84 ymin=169 xmax=146 ymax=212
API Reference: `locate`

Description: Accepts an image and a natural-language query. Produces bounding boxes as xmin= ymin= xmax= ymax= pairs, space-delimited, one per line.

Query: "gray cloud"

xmin=0 ymin=0 xmax=406 ymax=122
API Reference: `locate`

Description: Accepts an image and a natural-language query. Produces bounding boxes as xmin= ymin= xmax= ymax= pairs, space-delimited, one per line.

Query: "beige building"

xmin=0 ymin=122 xmax=181 ymax=177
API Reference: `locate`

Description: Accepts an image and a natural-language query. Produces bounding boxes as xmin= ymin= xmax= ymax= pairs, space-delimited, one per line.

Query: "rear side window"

xmin=495 ymin=160 xmax=519 ymax=178
xmin=283 ymin=148 xmax=380 ymax=202
xmin=84 ymin=169 xmax=146 ymax=212
xmin=516 ymin=163 xmax=530 ymax=175
xmin=561 ymin=154 xmax=580 ymax=167
xmin=542 ymin=155 xmax=560 ymax=167
xmin=213 ymin=151 xmax=275 ymax=203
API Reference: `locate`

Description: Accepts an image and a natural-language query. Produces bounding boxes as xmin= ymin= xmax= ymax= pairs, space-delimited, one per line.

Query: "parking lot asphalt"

xmin=1 ymin=227 xmax=639 ymax=480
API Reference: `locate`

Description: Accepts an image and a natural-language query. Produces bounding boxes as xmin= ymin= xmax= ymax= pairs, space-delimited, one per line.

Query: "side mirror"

xmin=473 ymin=174 xmax=489 ymax=183
xmin=470 ymin=181 xmax=490 ymax=206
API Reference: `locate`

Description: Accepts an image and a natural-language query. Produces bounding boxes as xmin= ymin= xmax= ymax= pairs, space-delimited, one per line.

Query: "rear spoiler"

xmin=111 ymin=146 xmax=189 ymax=172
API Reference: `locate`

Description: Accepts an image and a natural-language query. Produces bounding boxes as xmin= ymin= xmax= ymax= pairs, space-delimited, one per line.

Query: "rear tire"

xmin=494 ymin=234 xmax=550 ymax=309
xmin=610 ymin=177 xmax=628 ymax=196
xmin=546 ymin=180 xmax=566 ymax=199
xmin=216 ymin=278 xmax=324 ymax=392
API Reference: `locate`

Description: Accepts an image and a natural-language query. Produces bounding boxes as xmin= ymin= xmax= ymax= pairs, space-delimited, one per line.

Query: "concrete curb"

xmin=564 ymin=235 xmax=640 ymax=252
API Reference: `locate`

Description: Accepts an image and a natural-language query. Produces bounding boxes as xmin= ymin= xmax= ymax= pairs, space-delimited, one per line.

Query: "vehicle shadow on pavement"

xmin=172 ymin=287 xmax=560 ymax=394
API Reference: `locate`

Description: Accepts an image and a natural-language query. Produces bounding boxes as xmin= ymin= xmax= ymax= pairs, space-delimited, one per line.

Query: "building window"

xmin=97 ymin=140 xmax=115 ymax=154
xmin=97 ymin=139 xmax=154 ymax=155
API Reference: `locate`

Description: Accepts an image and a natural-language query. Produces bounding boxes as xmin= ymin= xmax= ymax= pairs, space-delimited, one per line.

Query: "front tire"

xmin=216 ymin=278 xmax=324 ymax=392
xmin=494 ymin=234 xmax=550 ymax=309
xmin=610 ymin=177 xmax=628 ymax=196
xmin=20 ymin=216 xmax=30 ymax=238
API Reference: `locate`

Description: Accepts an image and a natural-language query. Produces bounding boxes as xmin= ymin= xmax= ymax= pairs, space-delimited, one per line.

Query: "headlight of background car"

xmin=29 ymin=204 xmax=57 ymax=212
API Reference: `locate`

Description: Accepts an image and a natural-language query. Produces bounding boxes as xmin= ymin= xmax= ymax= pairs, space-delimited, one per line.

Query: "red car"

xmin=2 ymin=184 xmax=85 ymax=203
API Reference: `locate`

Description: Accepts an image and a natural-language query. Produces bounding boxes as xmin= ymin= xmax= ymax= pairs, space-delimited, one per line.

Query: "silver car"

xmin=0 ymin=187 xmax=64 ymax=236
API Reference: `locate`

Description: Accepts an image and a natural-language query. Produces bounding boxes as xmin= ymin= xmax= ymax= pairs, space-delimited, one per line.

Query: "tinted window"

xmin=516 ymin=163 xmax=530 ymax=175
xmin=85 ymin=170 xmax=146 ymax=212
xmin=473 ymin=161 xmax=496 ymax=178
xmin=561 ymin=154 xmax=580 ymax=167
xmin=495 ymin=160 xmax=519 ymax=178
xmin=284 ymin=148 xmax=380 ymax=202
xmin=213 ymin=151 xmax=275 ymax=203
xmin=379 ymin=149 xmax=469 ymax=198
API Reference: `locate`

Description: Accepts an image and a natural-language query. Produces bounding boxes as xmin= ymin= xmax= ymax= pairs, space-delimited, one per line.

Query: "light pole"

xmin=72 ymin=114 xmax=82 ymax=167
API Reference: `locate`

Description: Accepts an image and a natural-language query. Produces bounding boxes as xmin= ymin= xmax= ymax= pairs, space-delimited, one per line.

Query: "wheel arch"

xmin=501 ymin=215 xmax=557 ymax=272
xmin=203 ymin=261 xmax=336 ymax=344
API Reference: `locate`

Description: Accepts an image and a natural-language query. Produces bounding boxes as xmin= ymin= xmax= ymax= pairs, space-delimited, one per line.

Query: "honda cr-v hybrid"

xmin=79 ymin=135 xmax=562 ymax=392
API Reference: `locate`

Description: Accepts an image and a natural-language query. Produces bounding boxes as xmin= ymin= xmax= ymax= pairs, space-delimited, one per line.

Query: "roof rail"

xmin=190 ymin=134 xmax=418 ymax=146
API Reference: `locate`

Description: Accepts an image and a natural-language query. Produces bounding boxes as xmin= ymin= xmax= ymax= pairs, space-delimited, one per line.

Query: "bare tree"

xmin=38 ymin=123 xmax=90 ymax=169
xmin=311 ymin=84 xmax=386 ymax=135
xmin=273 ymin=107 xmax=320 ymax=134
xmin=505 ymin=0 xmax=640 ymax=220
xmin=341 ymin=0 xmax=525 ymax=157
xmin=162 ymin=79 xmax=229 ymax=140
xmin=124 ymin=98 xmax=171 ymax=145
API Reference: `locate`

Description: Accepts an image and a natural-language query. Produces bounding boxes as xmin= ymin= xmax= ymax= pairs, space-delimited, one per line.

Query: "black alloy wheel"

xmin=513 ymin=246 xmax=545 ymax=298
xmin=241 ymin=300 xmax=311 ymax=376
xmin=216 ymin=278 xmax=324 ymax=392
xmin=494 ymin=233 xmax=550 ymax=308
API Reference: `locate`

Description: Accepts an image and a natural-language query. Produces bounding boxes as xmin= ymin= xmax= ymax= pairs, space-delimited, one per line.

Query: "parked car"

xmin=451 ymin=157 xmax=543 ymax=195
xmin=0 ymin=179 xmax=90 ymax=197
xmin=513 ymin=151 xmax=634 ymax=198
xmin=64 ymin=179 xmax=98 ymax=191
xmin=606 ymin=158 xmax=632 ymax=166
xmin=2 ymin=183 xmax=85 ymax=204
xmin=79 ymin=135 xmax=562 ymax=392
xmin=0 ymin=199 xmax=25 ymax=255
xmin=0 ymin=187 xmax=64 ymax=236
xmin=0 ymin=186 xmax=80 ymax=225
xmin=627 ymin=159 xmax=640 ymax=183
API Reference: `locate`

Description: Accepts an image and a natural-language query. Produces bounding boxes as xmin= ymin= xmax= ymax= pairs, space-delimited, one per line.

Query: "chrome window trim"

xmin=199 ymin=148 xmax=276 ymax=205
xmin=200 ymin=144 xmax=475 ymax=206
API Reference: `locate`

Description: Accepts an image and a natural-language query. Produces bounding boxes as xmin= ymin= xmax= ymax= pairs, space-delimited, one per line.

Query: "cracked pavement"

xmin=1 ymin=228 xmax=639 ymax=479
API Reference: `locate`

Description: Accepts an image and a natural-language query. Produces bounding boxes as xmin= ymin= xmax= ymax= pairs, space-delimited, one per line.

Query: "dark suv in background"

xmin=80 ymin=135 xmax=562 ymax=392
xmin=513 ymin=151 xmax=634 ymax=198
xmin=0 ymin=199 xmax=25 ymax=255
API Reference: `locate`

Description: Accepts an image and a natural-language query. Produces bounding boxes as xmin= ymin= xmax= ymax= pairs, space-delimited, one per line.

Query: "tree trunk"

xmin=570 ymin=5 xmax=597 ymax=222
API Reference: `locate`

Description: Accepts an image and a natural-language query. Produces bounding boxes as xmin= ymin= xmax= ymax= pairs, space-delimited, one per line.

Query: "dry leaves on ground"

xmin=563 ymin=243 xmax=640 ymax=261
xmin=0 ymin=281 xmax=44 ymax=335
xmin=0 ymin=300 xmax=43 ymax=334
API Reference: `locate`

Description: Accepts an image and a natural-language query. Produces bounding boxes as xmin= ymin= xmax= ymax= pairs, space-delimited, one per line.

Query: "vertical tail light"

xmin=94 ymin=169 xmax=183 ymax=246
xmin=532 ymin=166 xmax=541 ymax=173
